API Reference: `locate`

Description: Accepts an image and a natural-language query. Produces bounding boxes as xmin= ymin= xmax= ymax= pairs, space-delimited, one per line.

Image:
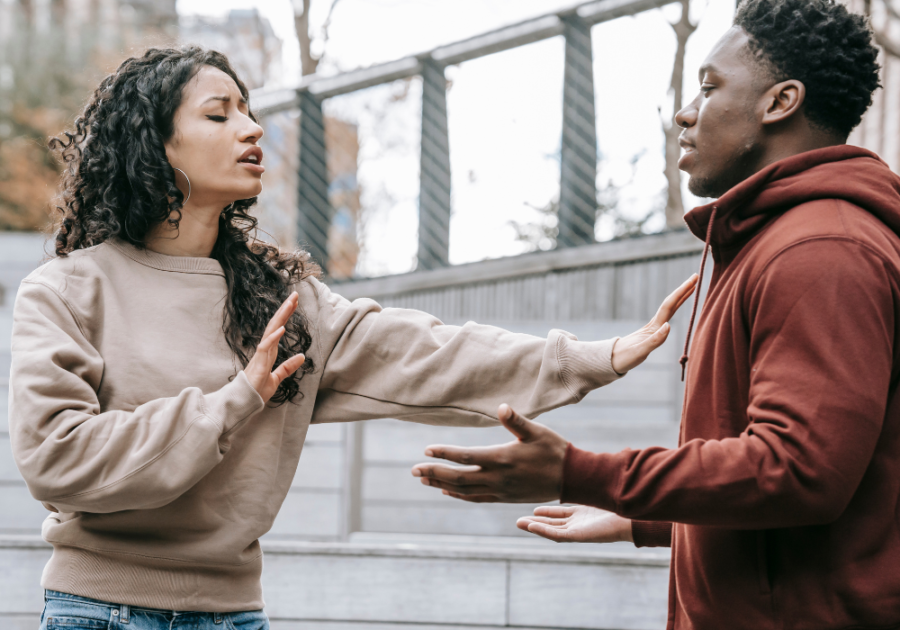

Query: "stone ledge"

xmin=331 ymin=229 xmax=701 ymax=300
xmin=0 ymin=534 xmax=669 ymax=567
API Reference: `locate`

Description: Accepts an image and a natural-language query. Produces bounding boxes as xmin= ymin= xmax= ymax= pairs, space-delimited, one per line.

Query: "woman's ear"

xmin=761 ymin=79 xmax=806 ymax=126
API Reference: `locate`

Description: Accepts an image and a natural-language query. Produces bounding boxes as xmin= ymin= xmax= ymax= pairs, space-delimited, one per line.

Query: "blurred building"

xmin=325 ymin=117 xmax=362 ymax=278
xmin=179 ymin=8 xmax=283 ymax=90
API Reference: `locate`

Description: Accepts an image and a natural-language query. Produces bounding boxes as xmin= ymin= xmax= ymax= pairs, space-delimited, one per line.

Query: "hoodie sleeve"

xmin=560 ymin=239 xmax=894 ymax=529
xmin=307 ymin=278 xmax=623 ymax=426
xmin=8 ymin=280 xmax=265 ymax=514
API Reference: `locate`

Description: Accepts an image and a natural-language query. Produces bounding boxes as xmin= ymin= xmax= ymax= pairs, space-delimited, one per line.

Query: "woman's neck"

xmin=145 ymin=203 xmax=224 ymax=258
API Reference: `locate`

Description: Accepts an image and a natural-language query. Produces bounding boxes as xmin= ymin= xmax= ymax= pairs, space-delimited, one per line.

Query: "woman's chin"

xmin=231 ymin=184 xmax=263 ymax=201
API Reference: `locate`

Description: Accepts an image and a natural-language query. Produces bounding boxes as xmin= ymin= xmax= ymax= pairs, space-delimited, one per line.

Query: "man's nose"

xmin=675 ymin=102 xmax=697 ymax=128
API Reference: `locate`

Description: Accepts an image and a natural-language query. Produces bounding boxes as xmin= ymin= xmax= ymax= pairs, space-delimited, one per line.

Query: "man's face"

xmin=676 ymin=27 xmax=769 ymax=199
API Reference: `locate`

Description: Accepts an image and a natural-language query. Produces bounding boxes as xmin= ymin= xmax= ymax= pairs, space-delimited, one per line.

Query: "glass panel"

xmin=446 ymin=37 xmax=565 ymax=263
xmin=323 ymin=78 xmax=423 ymax=279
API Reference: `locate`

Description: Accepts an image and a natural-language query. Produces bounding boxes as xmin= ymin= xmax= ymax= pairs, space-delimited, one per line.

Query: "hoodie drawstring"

xmin=680 ymin=205 xmax=718 ymax=382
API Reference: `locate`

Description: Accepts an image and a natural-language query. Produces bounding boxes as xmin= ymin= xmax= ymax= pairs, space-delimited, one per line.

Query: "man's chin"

xmin=688 ymin=174 xmax=728 ymax=200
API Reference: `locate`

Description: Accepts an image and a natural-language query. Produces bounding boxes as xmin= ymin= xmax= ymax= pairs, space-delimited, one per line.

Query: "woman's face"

xmin=164 ymin=65 xmax=265 ymax=208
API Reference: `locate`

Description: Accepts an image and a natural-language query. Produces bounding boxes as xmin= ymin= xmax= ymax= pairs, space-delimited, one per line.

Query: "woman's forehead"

xmin=183 ymin=66 xmax=243 ymax=105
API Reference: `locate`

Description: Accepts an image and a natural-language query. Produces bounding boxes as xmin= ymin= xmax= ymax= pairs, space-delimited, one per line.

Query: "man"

xmin=411 ymin=0 xmax=900 ymax=628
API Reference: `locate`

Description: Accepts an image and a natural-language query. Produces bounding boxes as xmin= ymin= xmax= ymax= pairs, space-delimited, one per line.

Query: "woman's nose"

xmin=240 ymin=119 xmax=264 ymax=143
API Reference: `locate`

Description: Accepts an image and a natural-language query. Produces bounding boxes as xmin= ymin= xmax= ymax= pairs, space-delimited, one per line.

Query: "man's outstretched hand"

xmin=410 ymin=275 xmax=698 ymax=505
xmin=411 ymin=404 xmax=568 ymax=503
xmin=517 ymin=505 xmax=633 ymax=543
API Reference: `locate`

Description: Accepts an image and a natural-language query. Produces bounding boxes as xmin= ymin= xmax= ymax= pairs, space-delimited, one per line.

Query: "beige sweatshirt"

xmin=8 ymin=238 xmax=622 ymax=612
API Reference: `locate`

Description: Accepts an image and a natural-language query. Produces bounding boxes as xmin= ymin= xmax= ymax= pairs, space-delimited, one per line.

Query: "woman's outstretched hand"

xmin=517 ymin=505 xmax=633 ymax=544
xmin=244 ymin=291 xmax=306 ymax=403
xmin=611 ymin=274 xmax=699 ymax=374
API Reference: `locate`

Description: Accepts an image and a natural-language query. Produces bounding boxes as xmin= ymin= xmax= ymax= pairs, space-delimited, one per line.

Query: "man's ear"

xmin=761 ymin=79 xmax=806 ymax=126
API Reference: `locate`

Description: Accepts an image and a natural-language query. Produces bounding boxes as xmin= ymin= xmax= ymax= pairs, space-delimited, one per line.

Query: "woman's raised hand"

xmin=244 ymin=291 xmax=307 ymax=403
xmin=611 ymin=274 xmax=699 ymax=374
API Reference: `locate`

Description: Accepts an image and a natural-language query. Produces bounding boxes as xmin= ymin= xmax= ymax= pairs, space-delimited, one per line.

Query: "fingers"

xmin=442 ymin=491 xmax=498 ymax=503
xmin=263 ymin=292 xmax=299 ymax=339
xmin=411 ymin=463 xmax=482 ymax=485
xmin=498 ymin=404 xmax=535 ymax=441
xmin=519 ymin=516 xmax=570 ymax=526
xmin=652 ymin=275 xmax=698 ymax=325
xmin=534 ymin=505 xmax=576 ymax=518
xmin=643 ymin=322 xmax=671 ymax=352
xmin=272 ymin=353 xmax=306 ymax=383
xmin=436 ymin=483 xmax=495 ymax=496
xmin=419 ymin=445 xmax=494 ymax=467
xmin=257 ymin=326 xmax=285 ymax=356
xmin=522 ymin=521 xmax=571 ymax=542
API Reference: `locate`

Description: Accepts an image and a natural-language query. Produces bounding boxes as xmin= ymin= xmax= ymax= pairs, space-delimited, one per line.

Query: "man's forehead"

xmin=699 ymin=26 xmax=752 ymax=79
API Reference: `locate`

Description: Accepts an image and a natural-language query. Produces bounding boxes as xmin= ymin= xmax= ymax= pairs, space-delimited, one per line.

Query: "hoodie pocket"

xmin=756 ymin=531 xmax=772 ymax=594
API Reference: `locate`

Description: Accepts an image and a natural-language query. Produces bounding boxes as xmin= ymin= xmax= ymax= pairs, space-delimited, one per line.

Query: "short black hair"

xmin=734 ymin=0 xmax=881 ymax=139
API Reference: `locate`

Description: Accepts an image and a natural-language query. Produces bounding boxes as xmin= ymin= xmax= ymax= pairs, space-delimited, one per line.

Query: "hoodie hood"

xmin=677 ymin=144 xmax=900 ymax=381
xmin=684 ymin=145 xmax=900 ymax=250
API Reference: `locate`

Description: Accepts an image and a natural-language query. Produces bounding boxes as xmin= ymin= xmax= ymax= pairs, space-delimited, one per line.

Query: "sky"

xmin=176 ymin=0 xmax=738 ymax=276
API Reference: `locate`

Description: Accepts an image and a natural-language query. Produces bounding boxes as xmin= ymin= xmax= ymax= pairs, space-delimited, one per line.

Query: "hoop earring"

xmin=172 ymin=167 xmax=191 ymax=205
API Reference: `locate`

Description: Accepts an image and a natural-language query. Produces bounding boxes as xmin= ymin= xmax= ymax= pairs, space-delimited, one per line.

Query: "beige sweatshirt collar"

xmin=109 ymin=238 xmax=224 ymax=276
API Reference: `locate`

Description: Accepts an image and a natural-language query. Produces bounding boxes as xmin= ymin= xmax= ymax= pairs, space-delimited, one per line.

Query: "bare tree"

xmin=0 ymin=0 xmax=177 ymax=231
xmin=662 ymin=0 xmax=699 ymax=229
xmin=292 ymin=0 xmax=342 ymax=76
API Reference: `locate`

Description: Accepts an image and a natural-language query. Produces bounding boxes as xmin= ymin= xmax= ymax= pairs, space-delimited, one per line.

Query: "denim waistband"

xmin=43 ymin=590 xmax=228 ymax=624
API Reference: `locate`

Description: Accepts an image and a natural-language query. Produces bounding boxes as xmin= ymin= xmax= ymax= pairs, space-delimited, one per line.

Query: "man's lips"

xmin=678 ymin=136 xmax=696 ymax=170
xmin=678 ymin=136 xmax=696 ymax=151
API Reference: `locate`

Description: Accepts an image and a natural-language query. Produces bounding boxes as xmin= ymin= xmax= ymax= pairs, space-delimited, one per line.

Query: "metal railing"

xmin=249 ymin=0 xmax=676 ymax=278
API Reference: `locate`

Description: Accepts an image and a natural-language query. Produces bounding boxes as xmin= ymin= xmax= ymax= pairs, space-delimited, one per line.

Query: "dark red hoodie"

xmin=561 ymin=146 xmax=900 ymax=630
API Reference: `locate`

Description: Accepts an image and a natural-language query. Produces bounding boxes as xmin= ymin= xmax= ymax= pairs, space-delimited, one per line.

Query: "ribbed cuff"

xmin=557 ymin=335 xmax=625 ymax=400
xmin=631 ymin=520 xmax=673 ymax=548
xmin=202 ymin=371 xmax=266 ymax=433
xmin=560 ymin=443 xmax=620 ymax=511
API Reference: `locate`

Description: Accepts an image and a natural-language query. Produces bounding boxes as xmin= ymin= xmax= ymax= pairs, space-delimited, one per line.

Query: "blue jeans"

xmin=40 ymin=590 xmax=270 ymax=630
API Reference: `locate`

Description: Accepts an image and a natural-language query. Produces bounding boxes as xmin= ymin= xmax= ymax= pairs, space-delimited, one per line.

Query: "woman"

xmin=9 ymin=47 xmax=695 ymax=630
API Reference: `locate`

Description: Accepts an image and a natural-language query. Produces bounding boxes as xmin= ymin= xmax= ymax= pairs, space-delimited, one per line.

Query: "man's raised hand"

xmin=244 ymin=291 xmax=306 ymax=404
xmin=411 ymin=404 xmax=568 ymax=504
xmin=611 ymin=274 xmax=698 ymax=374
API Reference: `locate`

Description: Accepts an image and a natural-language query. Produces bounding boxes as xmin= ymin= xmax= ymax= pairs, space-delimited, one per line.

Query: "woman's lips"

xmin=240 ymin=162 xmax=265 ymax=174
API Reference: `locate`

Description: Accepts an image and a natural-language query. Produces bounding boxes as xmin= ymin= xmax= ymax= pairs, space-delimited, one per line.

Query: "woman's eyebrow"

xmin=200 ymin=95 xmax=249 ymax=105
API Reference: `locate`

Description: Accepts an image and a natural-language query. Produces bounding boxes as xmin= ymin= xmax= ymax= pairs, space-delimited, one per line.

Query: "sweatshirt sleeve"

xmin=307 ymin=278 xmax=623 ymax=426
xmin=631 ymin=520 xmax=673 ymax=548
xmin=8 ymin=280 xmax=265 ymax=514
xmin=560 ymin=239 xmax=893 ymax=529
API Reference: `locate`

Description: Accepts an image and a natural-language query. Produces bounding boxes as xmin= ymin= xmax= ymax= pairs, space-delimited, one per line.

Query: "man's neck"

xmin=753 ymin=127 xmax=845 ymax=174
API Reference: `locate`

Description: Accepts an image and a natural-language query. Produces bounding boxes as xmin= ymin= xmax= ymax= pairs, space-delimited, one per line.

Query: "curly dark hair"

xmin=734 ymin=0 xmax=881 ymax=139
xmin=49 ymin=46 xmax=319 ymax=404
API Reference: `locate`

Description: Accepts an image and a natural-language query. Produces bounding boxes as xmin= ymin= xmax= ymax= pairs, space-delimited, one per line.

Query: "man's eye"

xmin=206 ymin=115 xmax=228 ymax=122
xmin=701 ymin=86 xmax=714 ymax=95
